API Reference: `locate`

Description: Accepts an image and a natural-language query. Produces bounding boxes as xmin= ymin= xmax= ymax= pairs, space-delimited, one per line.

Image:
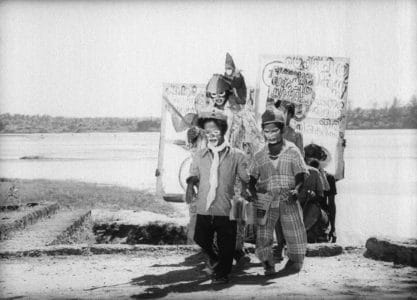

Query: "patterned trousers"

xmin=256 ymin=201 xmax=307 ymax=264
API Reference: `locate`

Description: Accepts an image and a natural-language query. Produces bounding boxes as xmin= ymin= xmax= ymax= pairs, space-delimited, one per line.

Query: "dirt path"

xmin=0 ymin=249 xmax=416 ymax=299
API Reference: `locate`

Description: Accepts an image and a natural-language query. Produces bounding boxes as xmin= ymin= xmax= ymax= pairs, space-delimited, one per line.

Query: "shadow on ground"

xmin=129 ymin=252 xmax=301 ymax=299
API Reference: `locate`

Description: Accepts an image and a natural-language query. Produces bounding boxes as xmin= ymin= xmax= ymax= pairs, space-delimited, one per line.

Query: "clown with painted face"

xmin=186 ymin=110 xmax=250 ymax=284
xmin=248 ymin=110 xmax=308 ymax=276
xmin=273 ymin=100 xmax=305 ymax=262
xmin=186 ymin=55 xmax=262 ymax=271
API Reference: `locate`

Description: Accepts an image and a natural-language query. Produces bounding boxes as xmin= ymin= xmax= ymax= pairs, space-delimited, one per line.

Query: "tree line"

xmin=346 ymin=96 xmax=417 ymax=129
xmin=0 ymin=96 xmax=416 ymax=133
xmin=0 ymin=114 xmax=160 ymax=133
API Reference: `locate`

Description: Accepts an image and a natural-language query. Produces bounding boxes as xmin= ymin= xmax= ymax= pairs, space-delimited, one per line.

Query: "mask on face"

xmin=204 ymin=129 xmax=221 ymax=146
xmin=209 ymin=92 xmax=227 ymax=106
xmin=263 ymin=127 xmax=281 ymax=144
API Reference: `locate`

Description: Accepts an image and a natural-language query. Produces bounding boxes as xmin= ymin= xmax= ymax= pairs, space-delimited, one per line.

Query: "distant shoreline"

xmin=0 ymin=128 xmax=416 ymax=136
xmin=0 ymin=128 xmax=416 ymax=134
xmin=0 ymin=129 xmax=160 ymax=134
xmin=1 ymin=97 xmax=416 ymax=133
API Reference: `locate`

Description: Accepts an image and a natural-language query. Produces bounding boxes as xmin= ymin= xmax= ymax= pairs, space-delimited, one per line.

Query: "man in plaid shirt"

xmin=249 ymin=110 xmax=308 ymax=276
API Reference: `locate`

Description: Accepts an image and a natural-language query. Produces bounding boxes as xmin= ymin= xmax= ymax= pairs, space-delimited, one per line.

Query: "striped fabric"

xmin=250 ymin=140 xmax=308 ymax=205
xmin=256 ymin=201 xmax=307 ymax=264
xmin=256 ymin=207 xmax=280 ymax=263
xmin=279 ymin=200 xmax=307 ymax=263
xmin=251 ymin=139 xmax=308 ymax=264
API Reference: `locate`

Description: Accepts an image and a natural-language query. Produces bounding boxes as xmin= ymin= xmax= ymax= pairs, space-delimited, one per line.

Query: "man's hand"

xmin=185 ymin=183 xmax=196 ymax=204
xmin=240 ymin=188 xmax=250 ymax=201
xmin=187 ymin=126 xmax=200 ymax=144
xmin=289 ymin=189 xmax=299 ymax=202
xmin=307 ymin=190 xmax=316 ymax=198
xmin=256 ymin=209 xmax=266 ymax=218
xmin=241 ymin=188 xmax=257 ymax=202
xmin=185 ymin=176 xmax=199 ymax=204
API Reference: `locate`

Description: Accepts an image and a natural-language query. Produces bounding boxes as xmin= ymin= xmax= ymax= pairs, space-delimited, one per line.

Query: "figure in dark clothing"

xmin=324 ymin=172 xmax=337 ymax=243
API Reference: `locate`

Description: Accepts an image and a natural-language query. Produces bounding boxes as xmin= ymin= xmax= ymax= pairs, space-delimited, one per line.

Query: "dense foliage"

xmin=0 ymin=115 xmax=160 ymax=133
xmin=0 ymin=96 xmax=416 ymax=133
xmin=346 ymin=96 xmax=417 ymax=129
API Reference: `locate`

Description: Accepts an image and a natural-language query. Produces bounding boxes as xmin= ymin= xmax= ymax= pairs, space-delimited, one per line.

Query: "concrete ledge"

xmin=0 ymin=242 xmax=346 ymax=258
xmin=0 ymin=203 xmax=59 ymax=240
xmin=306 ymin=243 xmax=344 ymax=257
xmin=89 ymin=244 xmax=200 ymax=255
xmin=0 ymin=244 xmax=88 ymax=258
xmin=365 ymin=237 xmax=417 ymax=267
xmin=0 ymin=244 xmax=201 ymax=258
xmin=93 ymin=222 xmax=188 ymax=245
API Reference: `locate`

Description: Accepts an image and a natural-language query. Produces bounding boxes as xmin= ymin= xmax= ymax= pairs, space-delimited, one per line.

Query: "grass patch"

xmin=0 ymin=178 xmax=176 ymax=216
xmin=49 ymin=215 xmax=97 ymax=246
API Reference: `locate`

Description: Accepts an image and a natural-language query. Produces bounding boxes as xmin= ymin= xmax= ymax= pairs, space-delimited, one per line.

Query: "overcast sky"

xmin=0 ymin=0 xmax=416 ymax=118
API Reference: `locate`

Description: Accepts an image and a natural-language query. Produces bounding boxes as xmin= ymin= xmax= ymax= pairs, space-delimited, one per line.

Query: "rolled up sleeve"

xmin=291 ymin=148 xmax=308 ymax=176
xmin=188 ymin=155 xmax=200 ymax=179
xmin=296 ymin=132 xmax=305 ymax=157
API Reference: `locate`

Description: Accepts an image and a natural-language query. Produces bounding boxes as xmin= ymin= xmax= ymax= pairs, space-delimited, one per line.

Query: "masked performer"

xmin=249 ymin=110 xmax=308 ymax=276
xmin=186 ymin=110 xmax=250 ymax=284
xmin=188 ymin=57 xmax=263 ymax=266
xmin=273 ymin=100 xmax=305 ymax=260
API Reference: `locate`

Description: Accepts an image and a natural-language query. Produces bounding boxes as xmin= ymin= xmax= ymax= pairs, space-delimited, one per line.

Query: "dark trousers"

xmin=326 ymin=195 xmax=336 ymax=234
xmin=194 ymin=214 xmax=237 ymax=278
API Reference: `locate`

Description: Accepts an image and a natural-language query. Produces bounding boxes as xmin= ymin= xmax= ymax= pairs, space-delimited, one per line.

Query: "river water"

xmin=0 ymin=130 xmax=416 ymax=245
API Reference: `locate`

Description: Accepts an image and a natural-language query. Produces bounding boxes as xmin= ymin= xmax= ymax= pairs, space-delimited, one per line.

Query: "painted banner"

xmin=257 ymin=55 xmax=350 ymax=179
xmin=156 ymin=83 xmax=206 ymax=200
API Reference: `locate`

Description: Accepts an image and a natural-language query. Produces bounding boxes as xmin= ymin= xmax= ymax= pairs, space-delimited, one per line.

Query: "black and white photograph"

xmin=0 ymin=0 xmax=416 ymax=299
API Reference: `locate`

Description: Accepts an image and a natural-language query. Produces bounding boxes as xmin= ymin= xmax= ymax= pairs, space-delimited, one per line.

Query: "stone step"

xmin=0 ymin=202 xmax=59 ymax=240
xmin=365 ymin=237 xmax=417 ymax=267
xmin=0 ymin=209 xmax=90 ymax=252
xmin=0 ymin=243 xmax=345 ymax=258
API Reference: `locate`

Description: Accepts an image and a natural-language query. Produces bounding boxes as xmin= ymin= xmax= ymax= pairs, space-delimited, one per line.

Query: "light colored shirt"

xmin=189 ymin=147 xmax=250 ymax=216
xmin=250 ymin=139 xmax=308 ymax=206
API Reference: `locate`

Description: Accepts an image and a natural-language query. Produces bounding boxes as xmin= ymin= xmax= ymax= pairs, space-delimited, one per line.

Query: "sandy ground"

xmin=0 ymin=249 xmax=416 ymax=299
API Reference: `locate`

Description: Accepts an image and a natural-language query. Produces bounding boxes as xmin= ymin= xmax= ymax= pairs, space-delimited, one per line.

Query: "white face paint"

xmin=263 ymin=124 xmax=281 ymax=145
xmin=204 ymin=121 xmax=223 ymax=147
xmin=209 ymin=92 xmax=226 ymax=106
xmin=225 ymin=68 xmax=233 ymax=76
xmin=205 ymin=130 xmax=221 ymax=146
xmin=294 ymin=104 xmax=308 ymax=121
